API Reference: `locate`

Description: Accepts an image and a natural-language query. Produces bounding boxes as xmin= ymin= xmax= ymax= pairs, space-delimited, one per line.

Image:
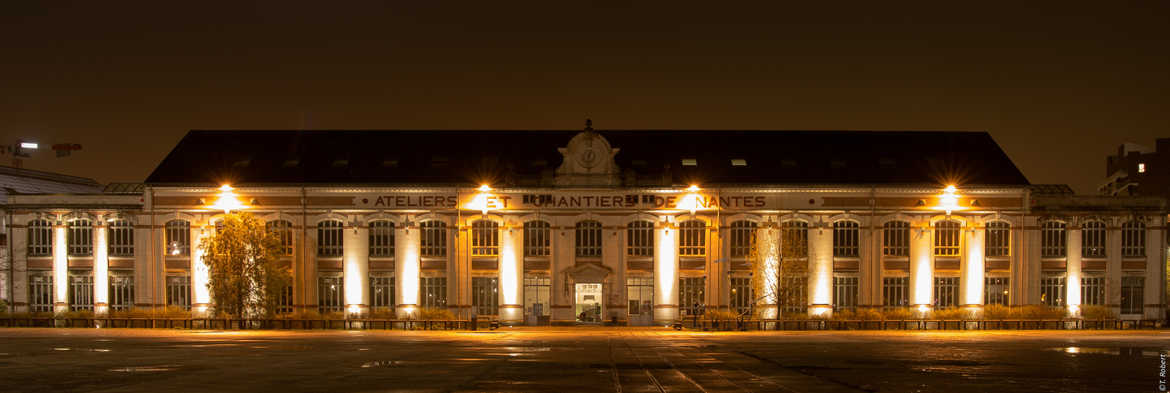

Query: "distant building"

xmin=1100 ymin=139 xmax=1170 ymax=197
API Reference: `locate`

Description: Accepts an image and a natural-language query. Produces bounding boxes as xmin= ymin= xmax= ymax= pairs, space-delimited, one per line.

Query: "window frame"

xmin=729 ymin=220 xmax=757 ymax=258
xmin=1121 ymin=220 xmax=1146 ymax=258
xmin=368 ymin=220 xmax=395 ymax=258
xmin=419 ymin=220 xmax=448 ymax=258
xmin=316 ymin=219 xmax=344 ymax=258
xmin=108 ymin=219 xmax=135 ymax=257
xmin=1081 ymin=220 xmax=1107 ymax=258
xmin=882 ymin=221 xmax=910 ymax=257
xmin=933 ymin=220 xmax=961 ymax=257
xmin=67 ymin=218 xmax=93 ymax=257
xmin=678 ymin=220 xmax=706 ymax=257
xmin=626 ymin=220 xmax=654 ymax=257
xmin=524 ymin=221 xmax=551 ymax=257
xmin=832 ymin=220 xmax=860 ymax=258
xmin=27 ymin=218 xmax=53 ymax=257
xmin=575 ymin=220 xmax=602 ymax=258
xmin=471 ymin=220 xmax=499 ymax=257
xmin=165 ymin=219 xmax=191 ymax=257
xmin=985 ymin=221 xmax=1011 ymax=257
xmin=266 ymin=219 xmax=294 ymax=257
xmin=833 ymin=274 xmax=859 ymax=312
xmin=1040 ymin=220 xmax=1067 ymax=258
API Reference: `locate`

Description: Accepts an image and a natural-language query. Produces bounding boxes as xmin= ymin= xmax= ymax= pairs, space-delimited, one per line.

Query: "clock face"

xmin=579 ymin=148 xmax=598 ymax=168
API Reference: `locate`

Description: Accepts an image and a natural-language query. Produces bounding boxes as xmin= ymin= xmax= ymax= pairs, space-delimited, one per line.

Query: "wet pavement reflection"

xmin=0 ymin=328 xmax=1164 ymax=392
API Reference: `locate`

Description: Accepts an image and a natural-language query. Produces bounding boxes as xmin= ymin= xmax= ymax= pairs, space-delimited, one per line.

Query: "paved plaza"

xmin=0 ymin=327 xmax=1166 ymax=392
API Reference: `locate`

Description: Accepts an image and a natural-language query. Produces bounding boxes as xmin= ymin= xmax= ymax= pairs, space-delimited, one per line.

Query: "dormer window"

xmin=282 ymin=159 xmax=300 ymax=168
xmin=731 ymin=159 xmax=747 ymax=167
xmin=382 ymin=159 xmax=399 ymax=168
xmin=681 ymin=158 xmax=698 ymax=167
xmin=431 ymin=156 xmax=449 ymax=167
xmin=1138 ymin=163 xmax=1146 ymax=173
xmin=331 ymin=159 xmax=349 ymax=168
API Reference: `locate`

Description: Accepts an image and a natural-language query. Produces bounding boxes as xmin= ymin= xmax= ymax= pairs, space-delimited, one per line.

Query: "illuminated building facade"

xmin=2 ymin=128 xmax=1166 ymax=324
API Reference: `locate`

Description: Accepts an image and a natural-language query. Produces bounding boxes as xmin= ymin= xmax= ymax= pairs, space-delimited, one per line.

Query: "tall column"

xmin=756 ymin=225 xmax=780 ymax=319
xmin=707 ymin=222 xmax=723 ymax=310
xmin=1066 ymin=226 xmax=1082 ymax=316
xmin=961 ymin=224 xmax=985 ymax=314
xmin=395 ymin=222 xmax=420 ymax=318
xmin=343 ymin=223 xmax=369 ymax=317
xmin=93 ymin=216 xmax=109 ymax=316
xmin=1144 ymin=218 xmax=1164 ymax=319
xmin=807 ymin=220 xmax=833 ymax=317
xmin=653 ymin=220 xmax=678 ymax=325
xmin=909 ymin=222 xmax=933 ymax=314
xmin=10 ymin=218 xmax=28 ymax=312
xmin=858 ymin=222 xmax=875 ymax=307
xmin=190 ymin=224 xmax=210 ymax=317
xmin=1106 ymin=224 xmax=1123 ymax=316
xmin=52 ymin=219 xmax=67 ymax=314
xmin=498 ymin=222 xmax=523 ymax=324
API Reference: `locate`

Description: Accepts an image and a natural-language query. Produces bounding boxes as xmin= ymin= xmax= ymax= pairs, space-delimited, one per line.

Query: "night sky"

xmin=2 ymin=2 xmax=1166 ymax=193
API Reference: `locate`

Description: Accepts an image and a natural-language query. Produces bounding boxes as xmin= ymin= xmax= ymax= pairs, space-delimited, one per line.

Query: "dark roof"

xmin=1029 ymin=184 xmax=1075 ymax=196
xmin=103 ymin=183 xmax=145 ymax=194
xmin=144 ymin=130 xmax=1030 ymax=187
xmin=0 ymin=165 xmax=103 ymax=203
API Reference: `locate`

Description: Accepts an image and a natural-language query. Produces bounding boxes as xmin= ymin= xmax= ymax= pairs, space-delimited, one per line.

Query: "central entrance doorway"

xmin=574 ymin=283 xmax=603 ymax=324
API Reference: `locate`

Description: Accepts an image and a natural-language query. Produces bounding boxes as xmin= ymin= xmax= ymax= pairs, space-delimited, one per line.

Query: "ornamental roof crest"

xmin=555 ymin=119 xmax=621 ymax=186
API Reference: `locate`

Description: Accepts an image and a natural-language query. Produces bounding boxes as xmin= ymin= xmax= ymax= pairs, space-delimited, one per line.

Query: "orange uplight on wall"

xmin=209 ymin=184 xmax=247 ymax=213
xmin=466 ymin=184 xmax=493 ymax=216
xmin=677 ymin=184 xmax=703 ymax=215
xmin=934 ymin=185 xmax=964 ymax=215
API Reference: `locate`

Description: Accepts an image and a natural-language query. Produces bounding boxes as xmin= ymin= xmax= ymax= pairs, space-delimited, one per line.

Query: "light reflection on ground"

xmin=0 ymin=328 xmax=1164 ymax=392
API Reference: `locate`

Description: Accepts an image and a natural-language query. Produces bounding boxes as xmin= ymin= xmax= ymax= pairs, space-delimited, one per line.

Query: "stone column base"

xmin=960 ymin=304 xmax=984 ymax=319
xmin=395 ymin=304 xmax=419 ymax=319
xmin=653 ymin=305 xmax=678 ymax=326
xmin=499 ymin=304 xmax=523 ymax=325
xmin=808 ymin=304 xmax=832 ymax=318
xmin=912 ymin=304 xmax=933 ymax=318
xmin=346 ymin=304 xmax=369 ymax=318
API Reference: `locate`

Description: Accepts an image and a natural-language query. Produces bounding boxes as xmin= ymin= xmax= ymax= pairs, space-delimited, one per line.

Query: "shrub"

xmin=1015 ymin=305 xmax=1066 ymax=319
xmin=881 ymin=308 xmax=914 ymax=320
xmin=369 ymin=309 xmax=396 ymax=319
xmin=982 ymin=304 xmax=1011 ymax=319
xmin=930 ymin=308 xmax=971 ymax=320
xmin=1080 ymin=305 xmax=1115 ymax=319
xmin=703 ymin=311 xmax=740 ymax=321
xmin=416 ymin=308 xmax=454 ymax=320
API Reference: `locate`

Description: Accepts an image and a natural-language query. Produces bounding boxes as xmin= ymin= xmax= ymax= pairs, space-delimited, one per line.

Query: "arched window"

xmin=419 ymin=220 xmax=447 ymax=257
xmin=933 ymin=220 xmax=961 ymax=257
xmin=1040 ymin=220 xmax=1066 ymax=258
xmin=985 ymin=221 xmax=1010 ymax=257
xmin=729 ymin=220 xmax=757 ymax=258
xmin=471 ymin=220 xmax=499 ymax=256
xmin=882 ymin=221 xmax=909 ymax=257
xmin=524 ymin=221 xmax=551 ymax=257
xmin=1081 ymin=220 xmax=1107 ymax=258
xmin=27 ymin=218 xmax=53 ymax=257
xmin=67 ymin=218 xmax=93 ymax=256
xmin=1121 ymin=220 xmax=1145 ymax=258
xmin=832 ymin=220 xmax=859 ymax=258
xmin=108 ymin=219 xmax=135 ymax=257
xmin=627 ymin=220 xmax=654 ymax=257
xmin=316 ymin=220 xmax=344 ymax=257
xmin=781 ymin=220 xmax=808 ymax=258
xmin=266 ymin=220 xmax=294 ymax=256
xmin=678 ymin=220 xmax=706 ymax=257
xmin=165 ymin=220 xmax=191 ymax=257
xmin=575 ymin=220 xmax=602 ymax=257
xmin=368 ymin=220 xmax=395 ymax=257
